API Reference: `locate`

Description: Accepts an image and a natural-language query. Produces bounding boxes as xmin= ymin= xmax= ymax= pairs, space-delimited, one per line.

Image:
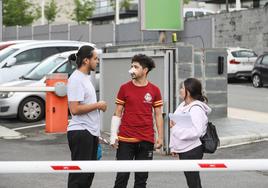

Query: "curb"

xmin=219 ymin=133 xmax=268 ymax=148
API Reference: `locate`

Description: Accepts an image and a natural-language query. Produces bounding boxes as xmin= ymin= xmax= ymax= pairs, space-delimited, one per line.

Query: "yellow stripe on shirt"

xmin=116 ymin=98 xmax=125 ymax=105
xmin=118 ymin=136 xmax=141 ymax=143
xmin=153 ymin=100 xmax=163 ymax=107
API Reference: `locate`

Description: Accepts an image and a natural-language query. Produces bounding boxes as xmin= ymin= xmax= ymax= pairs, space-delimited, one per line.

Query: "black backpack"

xmin=201 ymin=121 xmax=220 ymax=153
xmin=189 ymin=105 xmax=220 ymax=153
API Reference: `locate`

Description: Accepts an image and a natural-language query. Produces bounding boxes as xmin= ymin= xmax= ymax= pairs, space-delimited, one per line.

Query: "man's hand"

xmin=97 ymin=101 xmax=107 ymax=112
xmin=111 ymin=139 xmax=119 ymax=149
xmin=155 ymin=137 xmax=163 ymax=149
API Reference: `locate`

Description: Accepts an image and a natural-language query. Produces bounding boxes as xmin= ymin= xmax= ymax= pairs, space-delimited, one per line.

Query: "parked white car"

xmin=183 ymin=8 xmax=214 ymax=18
xmin=227 ymin=47 xmax=257 ymax=80
xmin=0 ymin=50 xmax=99 ymax=122
xmin=0 ymin=40 xmax=34 ymax=51
xmin=0 ymin=40 xmax=96 ymax=84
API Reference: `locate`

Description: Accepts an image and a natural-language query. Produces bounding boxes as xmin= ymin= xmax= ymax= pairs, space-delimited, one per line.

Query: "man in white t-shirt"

xmin=67 ymin=45 xmax=107 ymax=188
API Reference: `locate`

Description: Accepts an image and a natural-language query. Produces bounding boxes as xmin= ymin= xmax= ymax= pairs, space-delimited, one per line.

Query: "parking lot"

xmin=0 ymin=124 xmax=268 ymax=188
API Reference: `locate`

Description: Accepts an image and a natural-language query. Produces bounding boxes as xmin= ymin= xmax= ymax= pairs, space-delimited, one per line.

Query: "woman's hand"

xmin=171 ymin=152 xmax=179 ymax=158
xmin=169 ymin=120 xmax=175 ymax=128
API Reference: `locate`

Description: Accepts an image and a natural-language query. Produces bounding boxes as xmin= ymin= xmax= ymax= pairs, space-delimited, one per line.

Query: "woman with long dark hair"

xmin=169 ymin=78 xmax=211 ymax=188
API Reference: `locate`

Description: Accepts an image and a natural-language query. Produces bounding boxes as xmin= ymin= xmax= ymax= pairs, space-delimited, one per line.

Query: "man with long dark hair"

xmin=67 ymin=46 xmax=107 ymax=188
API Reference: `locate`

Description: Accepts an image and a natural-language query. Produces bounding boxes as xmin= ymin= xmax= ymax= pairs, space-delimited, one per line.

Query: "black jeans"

xmin=67 ymin=130 xmax=98 ymax=188
xmin=179 ymin=145 xmax=204 ymax=188
xmin=113 ymin=141 xmax=154 ymax=188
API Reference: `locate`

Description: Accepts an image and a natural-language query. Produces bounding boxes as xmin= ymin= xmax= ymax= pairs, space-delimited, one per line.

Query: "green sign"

xmin=140 ymin=0 xmax=183 ymax=31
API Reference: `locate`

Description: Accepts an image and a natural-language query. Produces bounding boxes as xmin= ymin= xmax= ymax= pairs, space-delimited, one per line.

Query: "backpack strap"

xmin=188 ymin=104 xmax=204 ymax=112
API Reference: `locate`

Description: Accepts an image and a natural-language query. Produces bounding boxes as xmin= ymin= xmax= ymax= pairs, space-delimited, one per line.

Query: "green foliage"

xmin=183 ymin=0 xmax=191 ymax=4
xmin=110 ymin=0 xmax=133 ymax=11
xmin=72 ymin=0 xmax=95 ymax=24
xmin=120 ymin=0 xmax=131 ymax=10
xmin=45 ymin=0 xmax=58 ymax=24
xmin=3 ymin=0 xmax=41 ymax=26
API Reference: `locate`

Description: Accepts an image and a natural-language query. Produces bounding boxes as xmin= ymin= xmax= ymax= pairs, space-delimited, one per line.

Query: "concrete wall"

xmin=204 ymin=49 xmax=228 ymax=119
xmin=177 ymin=45 xmax=228 ymax=119
xmin=213 ymin=7 xmax=268 ymax=54
xmin=178 ymin=18 xmax=214 ymax=48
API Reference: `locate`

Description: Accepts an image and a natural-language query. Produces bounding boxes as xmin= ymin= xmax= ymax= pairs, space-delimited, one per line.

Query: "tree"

xmin=183 ymin=0 xmax=191 ymax=4
xmin=3 ymin=0 xmax=41 ymax=26
xmin=45 ymin=0 xmax=58 ymax=24
xmin=110 ymin=0 xmax=133 ymax=11
xmin=72 ymin=0 xmax=95 ymax=24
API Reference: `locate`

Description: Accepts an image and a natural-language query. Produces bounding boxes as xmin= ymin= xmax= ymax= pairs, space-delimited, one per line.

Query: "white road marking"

xmin=12 ymin=120 xmax=71 ymax=131
xmin=12 ymin=123 xmax=45 ymax=131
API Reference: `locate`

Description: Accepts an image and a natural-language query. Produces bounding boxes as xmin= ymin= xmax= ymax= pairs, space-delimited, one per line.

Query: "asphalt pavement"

xmin=1 ymin=116 xmax=268 ymax=147
xmin=0 ymin=129 xmax=267 ymax=188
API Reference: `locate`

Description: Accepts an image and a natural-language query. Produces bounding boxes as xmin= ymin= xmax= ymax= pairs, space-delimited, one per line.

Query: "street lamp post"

xmin=115 ymin=0 xmax=120 ymax=25
xmin=41 ymin=0 xmax=45 ymax=25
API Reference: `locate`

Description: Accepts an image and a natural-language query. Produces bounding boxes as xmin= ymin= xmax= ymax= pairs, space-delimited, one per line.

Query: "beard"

xmin=130 ymin=73 xmax=137 ymax=79
xmin=88 ymin=65 xmax=95 ymax=72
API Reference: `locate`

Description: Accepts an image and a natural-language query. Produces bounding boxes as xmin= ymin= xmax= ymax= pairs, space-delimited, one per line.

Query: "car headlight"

xmin=0 ymin=92 xmax=14 ymax=98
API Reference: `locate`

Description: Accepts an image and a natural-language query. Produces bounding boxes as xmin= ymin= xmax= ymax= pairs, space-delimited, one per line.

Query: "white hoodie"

xmin=169 ymin=100 xmax=212 ymax=153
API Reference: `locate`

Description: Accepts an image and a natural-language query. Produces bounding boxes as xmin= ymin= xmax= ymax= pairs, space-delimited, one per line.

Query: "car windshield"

xmin=0 ymin=48 xmax=18 ymax=62
xmin=23 ymin=56 xmax=66 ymax=80
xmin=231 ymin=50 xmax=257 ymax=58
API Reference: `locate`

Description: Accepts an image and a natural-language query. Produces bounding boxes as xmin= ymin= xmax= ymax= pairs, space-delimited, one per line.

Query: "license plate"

xmin=242 ymin=62 xmax=253 ymax=65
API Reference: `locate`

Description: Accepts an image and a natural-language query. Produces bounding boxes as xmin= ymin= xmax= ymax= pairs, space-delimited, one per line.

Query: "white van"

xmin=0 ymin=41 xmax=96 ymax=84
xmin=183 ymin=8 xmax=214 ymax=18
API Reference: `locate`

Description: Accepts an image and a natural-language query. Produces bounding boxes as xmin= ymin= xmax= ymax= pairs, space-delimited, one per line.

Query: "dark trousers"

xmin=67 ymin=130 xmax=98 ymax=188
xmin=113 ymin=141 xmax=154 ymax=188
xmin=179 ymin=145 xmax=204 ymax=188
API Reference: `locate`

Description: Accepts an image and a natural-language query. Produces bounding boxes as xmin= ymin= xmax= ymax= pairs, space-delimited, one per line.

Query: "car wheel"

xmin=252 ymin=74 xmax=263 ymax=88
xmin=18 ymin=97 xmax=45 ymax=122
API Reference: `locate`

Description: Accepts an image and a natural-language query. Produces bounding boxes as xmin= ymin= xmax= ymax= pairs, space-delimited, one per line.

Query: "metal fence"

xmin=2 ymin=19 xmax=214 ymax=49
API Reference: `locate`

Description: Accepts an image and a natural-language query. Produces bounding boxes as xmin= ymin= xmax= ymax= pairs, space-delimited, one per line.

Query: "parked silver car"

xmin=0 ymin=40 xmax=96 ymax=84
xmin=0 ymin=51 xmax=99 ymax=122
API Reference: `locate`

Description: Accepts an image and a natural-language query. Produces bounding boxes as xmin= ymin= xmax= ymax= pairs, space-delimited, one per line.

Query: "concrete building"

xmin=32 ymin=0 xmax=76 ymax=25
xmin=32 ymin=0 xmax=139 ymax=25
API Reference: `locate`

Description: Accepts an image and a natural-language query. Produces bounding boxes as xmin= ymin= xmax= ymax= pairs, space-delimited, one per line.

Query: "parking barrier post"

xmin=45 ymin=73 xmax=68 ymax=133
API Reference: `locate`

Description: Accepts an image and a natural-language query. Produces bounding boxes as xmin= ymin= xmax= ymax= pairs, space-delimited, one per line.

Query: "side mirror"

xmin=5 ymin=57 xmax=17 ymax=67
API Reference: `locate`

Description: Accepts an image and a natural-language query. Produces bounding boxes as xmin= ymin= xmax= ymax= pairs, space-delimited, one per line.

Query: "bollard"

xmin=45 ymin=73 xmax=68 ymax=133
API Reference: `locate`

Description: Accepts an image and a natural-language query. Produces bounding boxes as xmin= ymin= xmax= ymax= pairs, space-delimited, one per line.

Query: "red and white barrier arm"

xmin=0 ymin=83 xmax=66 ymax=97
xmin=0 ymin=86 xmax=55 ymax=92
xmin=0 ymin=159 xmax=267 ymax=173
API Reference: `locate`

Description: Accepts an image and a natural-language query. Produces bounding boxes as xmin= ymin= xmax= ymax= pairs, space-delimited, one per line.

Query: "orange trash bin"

xmin=45 ymin=73 xmax=68 ymax=133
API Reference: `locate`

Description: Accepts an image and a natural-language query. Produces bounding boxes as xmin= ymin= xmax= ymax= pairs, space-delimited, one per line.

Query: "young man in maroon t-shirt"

xmin=110 ymin=54 xmax=163 ymax=188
